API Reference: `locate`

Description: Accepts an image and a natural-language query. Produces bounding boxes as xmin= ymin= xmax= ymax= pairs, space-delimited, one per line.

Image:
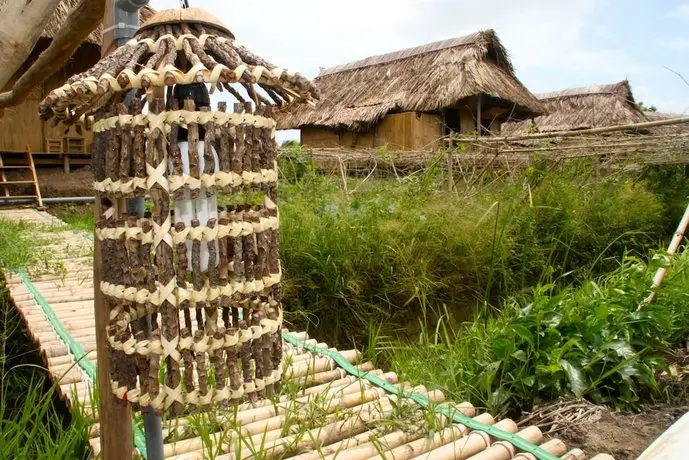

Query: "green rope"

xmin=281 ymin=332 xmax=560 ymax=460
xmin=15 ymin=269 xmax=148 ymax=458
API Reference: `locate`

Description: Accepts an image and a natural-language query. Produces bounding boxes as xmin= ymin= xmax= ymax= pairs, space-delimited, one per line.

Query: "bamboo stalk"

xmin=409 ymin=418 xmax=519 ymax=460
xmin=465 ymin=425 xmax=543 ymax=460
xmin=561 ymin=448 xmax=587 ymax=460
xmin=644 ymin=199 xmax=689 ymax=304
xmin=512 ymin=439 xmax=568 ymax=460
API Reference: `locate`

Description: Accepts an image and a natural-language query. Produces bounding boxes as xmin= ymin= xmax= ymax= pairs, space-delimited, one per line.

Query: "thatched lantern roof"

xmin=39 ymin=8 xmax=316 ymax=416
xmin=40 ymin=7 xmax=318 ymax=124
xmin=277 ymin=30 xmax=544 ymax=131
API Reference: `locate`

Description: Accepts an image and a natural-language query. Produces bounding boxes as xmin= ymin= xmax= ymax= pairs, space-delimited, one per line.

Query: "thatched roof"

xmin=642 ymin=111 xmax=689 ymax=135
xmin=0 ymin=0 xmax=155 ymax=46
xmin=503 ymin=80 xmax=647 ymax=135
xmin=277 ymin=30 xmax=544 ymax=131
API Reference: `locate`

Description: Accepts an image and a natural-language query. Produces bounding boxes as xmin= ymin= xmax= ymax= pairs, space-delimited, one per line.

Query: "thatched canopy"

xmin=40 ymin=7 xmax=318 ymax=124
xmin=277 ymin=30 xmax=544 ymax=131
xmin=503 ymin=80 xmax=647 ymax=135
xmin=0 ymin=0 xmax=156 ymax=46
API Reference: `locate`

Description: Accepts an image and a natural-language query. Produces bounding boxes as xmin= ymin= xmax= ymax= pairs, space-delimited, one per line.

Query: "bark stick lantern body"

xmin=40 ymin=5 xmax=318 ymax=422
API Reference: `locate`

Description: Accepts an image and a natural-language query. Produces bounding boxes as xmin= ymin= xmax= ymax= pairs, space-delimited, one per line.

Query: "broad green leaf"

xmin=511 ymin=324 xmax=534 ymax=348
xmin=511 ymin=350 xmax=527 ymax=362
xmin=493 ymin=337 xmax=515 ymax=360
xmin=560 ymin=359 xmax=587 ymax=397
xmin=606 ymin=340 xmax=635 ymax=359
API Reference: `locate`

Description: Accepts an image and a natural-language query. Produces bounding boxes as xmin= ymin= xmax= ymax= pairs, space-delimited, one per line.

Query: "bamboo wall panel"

xmin=302 ymin=113 xmax=441 ymax=152
xmin=340 ymin=129 xmax=375 ymax=149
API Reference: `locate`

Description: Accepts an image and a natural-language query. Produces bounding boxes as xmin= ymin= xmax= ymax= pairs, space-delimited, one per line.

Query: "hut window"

xmin=443 ymin=108 xmax=461 ymax=135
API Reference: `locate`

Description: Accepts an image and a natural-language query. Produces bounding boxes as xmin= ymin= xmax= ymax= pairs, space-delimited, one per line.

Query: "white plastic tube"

xmin=171 ymin=140 xmax=220 ymax=271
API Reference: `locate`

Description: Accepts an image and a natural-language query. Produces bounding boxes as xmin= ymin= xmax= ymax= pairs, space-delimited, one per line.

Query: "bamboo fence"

xmin=286 ymin=117 xmax=689 ymax=178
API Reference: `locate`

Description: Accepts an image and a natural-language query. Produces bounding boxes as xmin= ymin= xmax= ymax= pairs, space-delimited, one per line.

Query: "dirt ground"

xmin=557 ymin=404 xmax=687 ymax=459
xmin=37 ymin=166 xmax=93 ymax=197
xmin=5 ymin=166 xmax=93 ymax=198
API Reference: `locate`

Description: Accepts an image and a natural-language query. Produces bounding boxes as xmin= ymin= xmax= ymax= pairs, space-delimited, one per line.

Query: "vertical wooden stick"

xmin=185 ymin=99 xmax=200 ymax=200
xmin=94 ymin=1 xmax=133 ymax=454
xmin=202 ymin=106 xmax=217 ymax=197
xmin=148 ymin=97 xmax=182 ymax=416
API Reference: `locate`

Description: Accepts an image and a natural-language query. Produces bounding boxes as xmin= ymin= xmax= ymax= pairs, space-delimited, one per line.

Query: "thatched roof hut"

xmin=277 ymin=30 xmax=543 ymax=150
xmin=503 ymin=80 xmax=647 ymax=135
xmin=0 ymin=0 xmax=154 ymax=167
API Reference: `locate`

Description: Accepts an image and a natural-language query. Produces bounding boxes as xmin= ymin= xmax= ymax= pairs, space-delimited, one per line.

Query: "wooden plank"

xmin=0 ymin=154 xmax=8 ymax=197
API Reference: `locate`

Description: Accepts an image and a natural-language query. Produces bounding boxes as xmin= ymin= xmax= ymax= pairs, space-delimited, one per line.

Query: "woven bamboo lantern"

xmin=39 ymin=7 xmax=318 ymax=416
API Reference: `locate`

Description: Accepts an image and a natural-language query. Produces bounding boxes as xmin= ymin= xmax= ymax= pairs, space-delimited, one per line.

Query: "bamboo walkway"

xmin=0 ymin=208 xmax=613 ymax=460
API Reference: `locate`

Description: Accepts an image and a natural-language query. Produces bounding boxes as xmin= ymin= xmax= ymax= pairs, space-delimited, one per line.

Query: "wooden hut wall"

xmin=340 ymin=130 xmax=375 ymax=149
xmin=301 ymin=126 xmax=341 ymax=148
xmin=0 ymin=85 xmax=44 ymax=152
xmin=301 ymin=112 xmax=443 ymax=151
xmin=374 ymin=112 xmax=442 ymax=151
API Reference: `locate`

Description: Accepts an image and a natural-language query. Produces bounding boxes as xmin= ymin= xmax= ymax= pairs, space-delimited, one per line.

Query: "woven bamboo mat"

xmin=0 ymin=208 xmax=614 ymax=460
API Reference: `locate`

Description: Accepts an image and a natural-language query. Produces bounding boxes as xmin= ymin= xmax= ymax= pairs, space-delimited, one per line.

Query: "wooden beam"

xmin=94 ymin=1 xmax=133 ymax=459
xmin=0 ymin=0 xmax=62 ymax=91
xmin=476 ymin=95 xmax=482 ymax=135
xmin=0 ymin=0 xmax=106 ymax=109
xmin=457 ymin=116 xmax=689 ymax=143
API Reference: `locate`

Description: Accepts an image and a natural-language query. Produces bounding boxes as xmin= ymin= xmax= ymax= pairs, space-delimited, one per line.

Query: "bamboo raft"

xmin=0 ymin=207 xmax=615 ymax=459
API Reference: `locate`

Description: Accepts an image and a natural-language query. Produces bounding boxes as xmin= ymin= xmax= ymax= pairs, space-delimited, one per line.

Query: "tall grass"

xmin=279 ymin=153 xmax=672 ymax=345
xmin=0 ymin=219 xmax=92 ymax=458
xmin=0 ymin=282 xmax=92 ymax=459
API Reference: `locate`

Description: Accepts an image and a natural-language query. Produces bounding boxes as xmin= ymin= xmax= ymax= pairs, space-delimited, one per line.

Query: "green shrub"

xmin=386 ymin=249 xmax=689 ymax=415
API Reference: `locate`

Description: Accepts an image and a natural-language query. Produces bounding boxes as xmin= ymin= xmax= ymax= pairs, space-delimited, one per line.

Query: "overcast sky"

xmin=151 ymin=0 xmax=689 ymax=140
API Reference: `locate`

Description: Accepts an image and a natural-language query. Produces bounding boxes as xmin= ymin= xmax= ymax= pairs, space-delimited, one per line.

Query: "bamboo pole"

xmin=409 ymin=418 xmax=518 ymax=460
xmin=512 ymin=439 xmax=568 ymax=460
xmin=460 ymin=116 xmax=689 ymax=143
xmin=464 ymin=425 xmax=543 ymax=459
xmin=644 ymin=199 xmax=689 ymax=304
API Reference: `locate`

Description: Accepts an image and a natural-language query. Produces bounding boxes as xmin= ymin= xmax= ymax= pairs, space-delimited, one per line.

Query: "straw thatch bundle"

xmin=277 ymin=30 xmax=543 ymax=131
xmin=503 ymin=80 xmax=647 ymax=135
xmin=0 ymin=0 xmax=155 ymax=47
